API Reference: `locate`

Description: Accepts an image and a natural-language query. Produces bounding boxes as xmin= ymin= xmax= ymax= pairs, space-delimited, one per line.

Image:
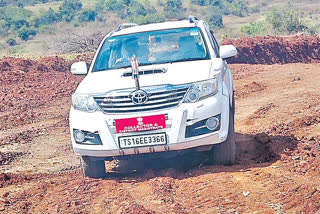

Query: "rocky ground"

xmin=0 ymin=37 xmax=320 ymax=213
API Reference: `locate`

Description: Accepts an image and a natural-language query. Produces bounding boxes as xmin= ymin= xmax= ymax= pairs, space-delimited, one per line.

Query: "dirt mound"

xmin=235 ymin=81 xmax=266 ymax=98
xmin=0 ymin=129 xmax=41 ymax=146
xmin=0 ymin=152 xmax=25 ymax=165
xmin=0 ymin=56 xmax=83 ymax=132
xmin=222 ymin=35 xmax=320 ymax=64
xmin=38 ymin=56 xmax=69 ymax=72
xmin=0 ymin=173 xmax=36 ymax=188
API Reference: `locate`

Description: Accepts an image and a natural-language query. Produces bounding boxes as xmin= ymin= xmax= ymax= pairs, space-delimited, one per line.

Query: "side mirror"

xmin=70 ymin=61 xmax=88 ymax=75
xmin=219 ymin=45 xmax=237 ymax=60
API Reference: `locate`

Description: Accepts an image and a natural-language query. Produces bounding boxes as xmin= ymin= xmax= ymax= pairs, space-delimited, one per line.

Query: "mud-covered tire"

xmin=80 ymin=156 xmax=106 ymax=178
xmin=210 ymin=96 xmax=236 ymax=165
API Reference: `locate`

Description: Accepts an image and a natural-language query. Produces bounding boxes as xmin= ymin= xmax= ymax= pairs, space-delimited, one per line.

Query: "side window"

xmin=203 ymin=23 xmax=219 ymax=57
xmin=210 ymin=31 xmax=220 ymax=57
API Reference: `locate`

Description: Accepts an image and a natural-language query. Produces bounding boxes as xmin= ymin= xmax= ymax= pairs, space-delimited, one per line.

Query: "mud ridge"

xmin=222 ymin=35 xmax=320 ymax=64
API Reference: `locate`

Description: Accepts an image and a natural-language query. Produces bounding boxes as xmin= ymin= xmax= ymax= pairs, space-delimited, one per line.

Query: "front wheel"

xmin=209 ymin=102 xmax=236 ymax=165
xmin=80 ymin=156 xmax=106 ymax=178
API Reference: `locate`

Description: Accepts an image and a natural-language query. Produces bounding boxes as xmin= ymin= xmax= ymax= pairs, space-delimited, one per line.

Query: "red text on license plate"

xmin=115 ymin=115 xmax=166 ymax=133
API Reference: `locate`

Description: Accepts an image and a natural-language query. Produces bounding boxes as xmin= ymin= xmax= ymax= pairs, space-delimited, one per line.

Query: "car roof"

xmin=111 ymin=20 xmax=202 ymax=37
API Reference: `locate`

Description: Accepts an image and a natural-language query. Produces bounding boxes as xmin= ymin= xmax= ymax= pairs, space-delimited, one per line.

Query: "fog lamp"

xmin=74 ymin=130 xmax=85 ymax=142
xmin=206 ymin=117 xmax=219 ymax=130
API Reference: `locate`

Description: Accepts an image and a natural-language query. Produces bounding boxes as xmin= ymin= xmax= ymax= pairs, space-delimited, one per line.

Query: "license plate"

xmin=115 ymin=114 xmax=166 ymax=134
xmin=118 ymin=133 xmax=167 ymax=149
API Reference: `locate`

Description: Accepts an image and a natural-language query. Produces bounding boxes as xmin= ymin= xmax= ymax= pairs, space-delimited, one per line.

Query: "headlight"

xmin=72 ymin=94 xmax=99 ymax=112
xmin=184 ymin=78 xmax=218 ymax=103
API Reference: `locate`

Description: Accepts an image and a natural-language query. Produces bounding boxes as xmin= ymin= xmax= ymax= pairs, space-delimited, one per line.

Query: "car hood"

xmin=75 ymin=60 xmax=213 ymax=94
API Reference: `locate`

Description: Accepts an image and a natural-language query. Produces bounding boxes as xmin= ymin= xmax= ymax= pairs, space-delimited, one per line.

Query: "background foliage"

xmin=0 ymin=0 xmax=318 ymax=55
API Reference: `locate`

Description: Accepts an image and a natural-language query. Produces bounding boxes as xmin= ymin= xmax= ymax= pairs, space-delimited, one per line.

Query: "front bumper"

xmin=69 ymin=92 xmax=229 ymax=158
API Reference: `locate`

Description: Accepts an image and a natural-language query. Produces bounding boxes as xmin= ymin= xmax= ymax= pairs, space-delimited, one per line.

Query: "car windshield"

xmin=92 ymin=27 xmax=209 ymax=72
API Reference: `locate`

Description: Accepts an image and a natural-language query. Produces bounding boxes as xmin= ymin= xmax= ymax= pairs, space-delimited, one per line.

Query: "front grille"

xmin=94 ymin=84 xmax=190 ymax=114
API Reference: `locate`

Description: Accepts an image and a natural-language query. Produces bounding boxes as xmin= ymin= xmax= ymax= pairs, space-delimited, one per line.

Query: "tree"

xmin=42 ymin=8 xmax=60 ymax=24
xmin=127 ymin=0 xmax=147 ymax=17
xmin=0 ymin=20 xmax=9 ymax=36
xmin=18 ymin=26 xmax=37 ymax=40
xmin=229 ymin=0 xmax=249 ymax=17
xmin=266 ymin=8 xmax=303 ymax=34
xmin=58 ymin=0 xmax=83 ymax=22
xmin=207 ymin=7 xmax=223 ymax=29
xmin=0 ymin=0 xmax=7 ymax=7
xmin=164 ymin=0 xmax=184 ymax=19
xmin=266 ymin=8 xmax=283 ymax=33
xmin=191 ymin=0 xmax=206 ymax=6
xmin=13 ymin=19 xmax=29 ymax=30
xmin=0 ymin=6 xmax=33 ymax=22
xmin=105 ymin=0 xmax=125 ymax=12
xmin=78 ymin=10 xmax=97 ymax=22
xmin=30 ymin=8 xmax=59 ymax=28
xmin=240 ymin=21 xmax=267 ymax=36
xmin=7 ymin=38 xmax=17 ymax=46
xmin=130 ymin=13 xmax=165 ymax=24
xmin=165 ymin=0 xmax=182 ymax=11
xmin=55 ymin=32 xmax=104 ymax=53
xmin=283 ymin=10 xmax=301 ymax=33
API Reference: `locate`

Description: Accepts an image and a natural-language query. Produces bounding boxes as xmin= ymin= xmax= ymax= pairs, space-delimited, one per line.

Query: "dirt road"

xmin=0 ymin=58 xmax=319 ymax=213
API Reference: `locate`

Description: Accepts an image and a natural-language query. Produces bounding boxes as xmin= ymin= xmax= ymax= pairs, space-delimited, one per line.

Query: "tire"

xmin=210 ymin=96 xmax=236 ymax=165
xmin=80 ymin=156 xmax=106 ymax=178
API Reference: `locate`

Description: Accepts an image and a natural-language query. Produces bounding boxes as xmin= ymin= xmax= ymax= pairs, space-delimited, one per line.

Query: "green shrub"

xmin=266 ymin=8 xmax=303 ymax=34
xmin=207 ymin=7 xmax=223 ymax=29
xmin=7 ymin=38 xmax=17 ymax=46
xmin=18 ymin=26 xmax=37 ymax=40
xmin=30 ymin=8 xmax=59 ymax=28
xmin=78 ymin=10 xmax=97 ymax=22
xmin=164 ymin=0 xmax=184 ymax=19
xmin=240 ymin=8 xmax=317 ymax=36
xmin=13 ymin=19 xmax=29 ymax=30
xmin=105 ymin=0 xmax=125 ymax=12
xmin=40 ymin=8 xmax=60 ymax=25
xmin=301 ymin=20 xmax=318 ymax=35
xmin=38 ymin=24 xmax=55 ymax=33
xmin=0 ymin=6 xmax=33 ymax=22
xmin=127 ymin=0 xmax=147 ymax=17
xmin=228 ymin=0 xmax=249 ymax=17
xmin=0 ymin=0 xmax=7 ymax=7
xmin=240 ymin=21 xmax=267 ymax=36
xmin=191 ymin=0 xmax=205 ymax=6
xmin=0 ymin=20 xmax=9 ymax=36
xmin=130 ymin=13 xmax=165 ymax=24
xmin=58 ymin=0 xmax=82 ymax=22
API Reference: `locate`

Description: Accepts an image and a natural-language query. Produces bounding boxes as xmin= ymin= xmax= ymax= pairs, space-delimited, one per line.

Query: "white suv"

xmin=70 ymin=16 xmax=237 ymax=178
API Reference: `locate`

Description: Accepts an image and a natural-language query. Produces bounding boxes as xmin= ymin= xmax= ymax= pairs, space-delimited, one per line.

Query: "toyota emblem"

xmin=130 ymin=90 xmax=148 ymax=104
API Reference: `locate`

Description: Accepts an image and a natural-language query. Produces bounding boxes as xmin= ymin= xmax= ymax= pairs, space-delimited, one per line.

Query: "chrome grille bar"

xmin=93 ymin=84 xmax=191 ymax=114
xmin=101 ymin=100 xmax=181 ymax=111
xmin=99 ymin=95 xmax=184 ymax=107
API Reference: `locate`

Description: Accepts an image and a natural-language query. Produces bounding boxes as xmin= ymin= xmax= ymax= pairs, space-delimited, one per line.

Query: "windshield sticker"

xmin=190 ymin=30 xmax=199 ymax=36
xmin=108 ymin=38 xmax=116 ymax=42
